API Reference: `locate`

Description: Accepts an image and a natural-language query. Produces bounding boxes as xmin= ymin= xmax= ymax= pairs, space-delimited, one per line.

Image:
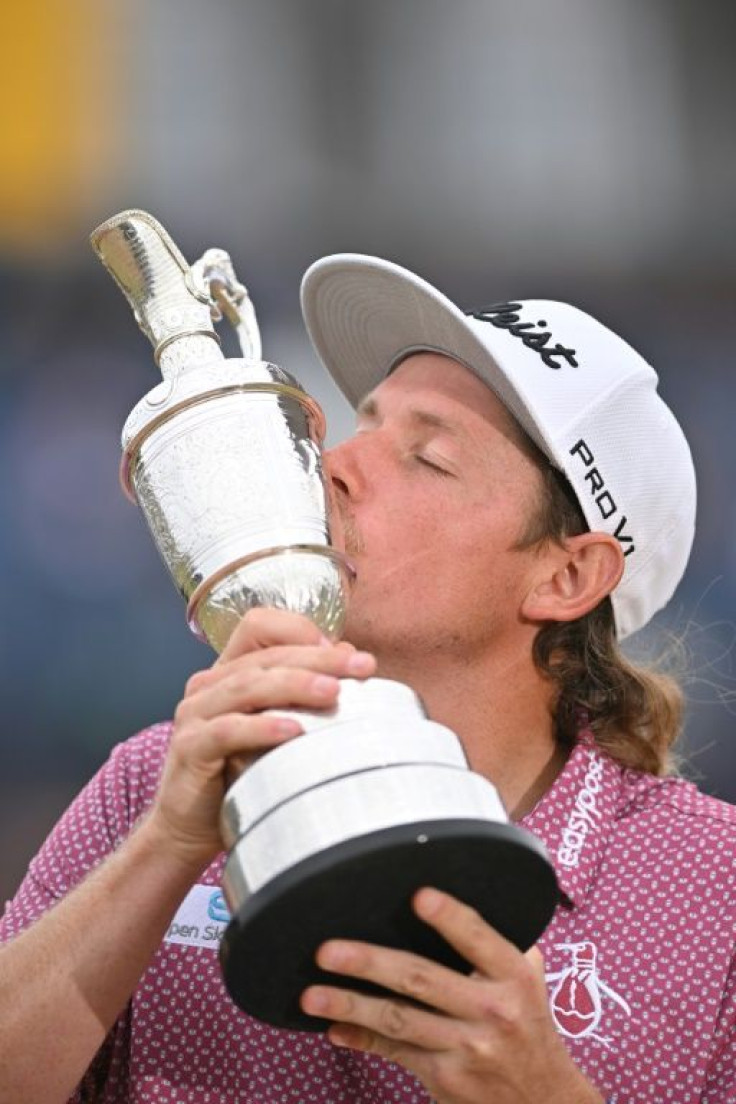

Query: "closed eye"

xmin=414 ymin=454 xmax=453 ymax=477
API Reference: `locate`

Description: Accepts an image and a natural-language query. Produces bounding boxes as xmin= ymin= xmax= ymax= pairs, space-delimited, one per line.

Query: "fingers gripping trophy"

xmin=90 ymin=211 xmax=558 ymax=1031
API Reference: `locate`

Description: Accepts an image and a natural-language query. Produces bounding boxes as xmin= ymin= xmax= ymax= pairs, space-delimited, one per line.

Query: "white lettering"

xmin=557 ymin=752 xmax=604 ymax=869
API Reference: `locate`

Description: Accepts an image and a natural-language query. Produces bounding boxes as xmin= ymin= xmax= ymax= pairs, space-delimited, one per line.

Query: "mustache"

xmin=331 ymin=490 xmax=365 ymax=557
xmin=342 ymin=515 xmax=365 ymax=557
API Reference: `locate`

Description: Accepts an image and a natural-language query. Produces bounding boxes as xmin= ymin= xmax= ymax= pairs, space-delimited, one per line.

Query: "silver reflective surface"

xmin=220 ymin=677 xmax=508 ymax=913
xmin=122 ymin=361 xmax=350 ymax=648
xmin=223 ymin=765 xmax=507 ymax=902
xmin=220 ymin=678 xmax=469 ymax=847
xmin=189 ymin=247 xmax=262 ymax=363
xmin=90 ymin=210 xmax=223 ymax=378
xmin=197 ymin=550 xmax=348 ymax=653
xmin=92 ymin=209 xmax=351 ymax=649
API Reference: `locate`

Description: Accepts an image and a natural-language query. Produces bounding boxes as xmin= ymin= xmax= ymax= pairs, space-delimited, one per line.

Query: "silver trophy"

xmin=90 ymin=210 xmax=557 ymax=1031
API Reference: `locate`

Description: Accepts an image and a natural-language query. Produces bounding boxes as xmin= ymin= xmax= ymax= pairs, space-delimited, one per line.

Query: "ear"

xmin=521 ymin=532 xmax=625 ymax=625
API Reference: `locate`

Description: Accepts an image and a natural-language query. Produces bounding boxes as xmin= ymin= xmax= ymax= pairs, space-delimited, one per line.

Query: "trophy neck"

xmin=90 ymin=209 xmax=223 ymax=379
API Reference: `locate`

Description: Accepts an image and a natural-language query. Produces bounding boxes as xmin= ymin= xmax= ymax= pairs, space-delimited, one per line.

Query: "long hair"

xmin=518 ymin=454 xmax=684 ymax=776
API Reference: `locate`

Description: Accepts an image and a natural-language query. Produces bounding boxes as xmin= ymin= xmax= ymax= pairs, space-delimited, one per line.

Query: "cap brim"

xmin=300 ymin=253 xmax=557 ymax=461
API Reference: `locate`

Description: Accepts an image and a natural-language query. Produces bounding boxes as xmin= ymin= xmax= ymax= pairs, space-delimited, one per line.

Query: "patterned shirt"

xmin=2 ymin=723 xmax=736 ymax=1103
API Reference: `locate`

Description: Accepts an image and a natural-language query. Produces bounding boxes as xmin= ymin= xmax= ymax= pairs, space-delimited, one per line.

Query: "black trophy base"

xmin=219 ymin=819 xmax=558 ymax=1031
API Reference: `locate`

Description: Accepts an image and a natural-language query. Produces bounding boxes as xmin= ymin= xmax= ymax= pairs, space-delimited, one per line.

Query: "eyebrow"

xmin=356 ymin=395 xmax=462 ymax=437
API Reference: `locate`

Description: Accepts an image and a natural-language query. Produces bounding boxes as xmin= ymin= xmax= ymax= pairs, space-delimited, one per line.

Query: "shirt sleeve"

xmin=0 ymin=723 xmax=170 ymax=1104
xmin=1 ymin=723 xmax=170 ymax=940
xmin=2 ymin=749 xmax=126 ymax=940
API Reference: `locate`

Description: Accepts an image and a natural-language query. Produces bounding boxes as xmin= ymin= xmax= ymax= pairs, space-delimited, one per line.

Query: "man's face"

xmin=324 ymin=352 xmax=549 ymax=664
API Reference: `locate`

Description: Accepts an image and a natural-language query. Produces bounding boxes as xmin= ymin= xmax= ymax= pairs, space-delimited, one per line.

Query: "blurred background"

xmin=1 ymin=0 xmax=735 ymax=902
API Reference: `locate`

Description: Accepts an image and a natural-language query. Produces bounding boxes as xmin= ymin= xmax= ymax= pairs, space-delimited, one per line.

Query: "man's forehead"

xmin=356 ymin=353 xmax=519 ymax=439
xmin=356 ymin=392 xmax=461 ymax=437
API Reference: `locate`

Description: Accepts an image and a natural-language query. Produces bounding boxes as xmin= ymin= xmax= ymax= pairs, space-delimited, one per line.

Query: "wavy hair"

xmin=518 ymin=451 xmax=684 ymax=776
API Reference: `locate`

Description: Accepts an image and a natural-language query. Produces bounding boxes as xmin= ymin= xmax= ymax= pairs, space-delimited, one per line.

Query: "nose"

xmin=323 ymin=435 xmax=368 ymax=503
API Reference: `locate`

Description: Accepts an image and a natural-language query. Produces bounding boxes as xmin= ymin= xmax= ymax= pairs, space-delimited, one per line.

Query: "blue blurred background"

xmin=1 ymin=0 xmax=735 ymax=901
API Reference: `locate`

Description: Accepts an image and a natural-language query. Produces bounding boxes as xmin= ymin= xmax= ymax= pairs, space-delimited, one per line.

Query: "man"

xmin=1 ymin=254 xmax=733 ymax=1104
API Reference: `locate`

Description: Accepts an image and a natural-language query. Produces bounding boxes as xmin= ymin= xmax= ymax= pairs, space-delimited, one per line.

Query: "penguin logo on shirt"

xmin=546 ymin=941 xmax=631 ymax=1049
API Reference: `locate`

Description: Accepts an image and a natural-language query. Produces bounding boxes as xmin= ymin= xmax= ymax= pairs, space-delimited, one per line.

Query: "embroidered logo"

xmin=467 ymin=302 xmax=579 ymax=371
xmin=557 ymin=749 xmax=604 ymax=869
xmin=547 ymin=941 xmax=631 ymax=1049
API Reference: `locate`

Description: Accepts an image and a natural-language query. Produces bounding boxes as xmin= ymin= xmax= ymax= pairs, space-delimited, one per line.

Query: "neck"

xmin=374 ymin=641 xmax=566 ymax=821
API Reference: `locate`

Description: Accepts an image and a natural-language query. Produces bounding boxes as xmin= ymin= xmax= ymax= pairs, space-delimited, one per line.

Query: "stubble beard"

xmin=334 ymin=494 xmax=365 ymax=559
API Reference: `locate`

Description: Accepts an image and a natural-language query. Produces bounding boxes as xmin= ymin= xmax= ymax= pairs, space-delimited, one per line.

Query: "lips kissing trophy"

xmin=90 ymin=210 xmax=557 ymax=1030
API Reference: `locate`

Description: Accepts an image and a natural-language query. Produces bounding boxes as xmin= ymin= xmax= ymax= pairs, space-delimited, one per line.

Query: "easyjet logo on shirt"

xmin=557 ymin=751 xmax=605 ymax=868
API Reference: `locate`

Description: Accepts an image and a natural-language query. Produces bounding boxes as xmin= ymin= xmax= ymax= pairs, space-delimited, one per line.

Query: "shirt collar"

xmin=520 ymin=728 xmax=623 ymax=908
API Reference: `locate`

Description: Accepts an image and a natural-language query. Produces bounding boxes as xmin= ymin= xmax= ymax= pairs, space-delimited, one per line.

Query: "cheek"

xmin=440 ymin=513 xmax=533 ymax=597
xmin=359 ymin=488 xmax=529 ymax=577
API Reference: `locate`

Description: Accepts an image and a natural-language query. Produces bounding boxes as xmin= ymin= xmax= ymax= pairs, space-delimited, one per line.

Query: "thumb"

xmin=525 ymin=944 xmax=546 ymax=979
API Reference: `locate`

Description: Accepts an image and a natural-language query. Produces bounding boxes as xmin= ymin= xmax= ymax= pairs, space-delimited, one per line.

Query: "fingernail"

xmin=312 ymin=675 xmax=339 ymax=697
xmin=317 ymin=941 xmax=348 ymax=969
xmin=346 ymin=651 xmax=374 ymax=675
xmin=302 ymin=987 xmax=330 ymax=1014
xmin=275 ymin=719 xmax=302 ymax=737
xmin=415 ymin=887 xmax=444 ymax=917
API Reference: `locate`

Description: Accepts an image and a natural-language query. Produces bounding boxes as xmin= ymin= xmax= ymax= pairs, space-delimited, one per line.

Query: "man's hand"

xmin=145 ymin=608 xmax=376 ymax=872
xmin=301 ymin=888 xmax=604 ymax=1104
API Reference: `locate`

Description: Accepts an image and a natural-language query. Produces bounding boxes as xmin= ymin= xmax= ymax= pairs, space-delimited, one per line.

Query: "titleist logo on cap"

xmin=468 ymin=302 xmax=579 ymax=371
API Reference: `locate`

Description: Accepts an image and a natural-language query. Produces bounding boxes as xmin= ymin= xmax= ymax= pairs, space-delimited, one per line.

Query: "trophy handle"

xmin=189 ymin=248 xmax=262 ymax=363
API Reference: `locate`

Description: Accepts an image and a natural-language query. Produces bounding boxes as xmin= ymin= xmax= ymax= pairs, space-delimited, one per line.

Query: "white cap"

xmin=300 ymin=254 xmax=696 ymax=638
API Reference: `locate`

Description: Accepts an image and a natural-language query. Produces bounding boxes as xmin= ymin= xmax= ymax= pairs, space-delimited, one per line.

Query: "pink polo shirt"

xmin=3 ymin=723 xmax=736 ymax=1103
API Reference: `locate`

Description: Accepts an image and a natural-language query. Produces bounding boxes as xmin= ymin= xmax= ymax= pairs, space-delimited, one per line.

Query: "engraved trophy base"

xmin=217 ymin=679 xmax=558 ymax=1031
xmin=220 ymin=818 xmax=557 ymax=1031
